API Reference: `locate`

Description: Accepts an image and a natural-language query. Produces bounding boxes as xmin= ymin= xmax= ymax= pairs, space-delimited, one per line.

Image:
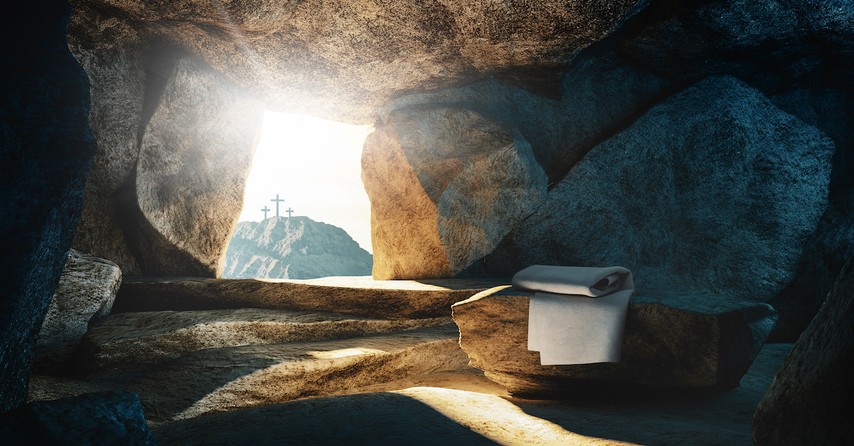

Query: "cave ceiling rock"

xmin=73 ymin=0 xmax=644 ymax=123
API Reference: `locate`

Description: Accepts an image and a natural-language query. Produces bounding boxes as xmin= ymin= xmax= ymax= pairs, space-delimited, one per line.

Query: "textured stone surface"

xmin=150 ymin=344 xmax=793 ymax=446
xmin=131 ymin=57 xmax=262 ymax=277
xmin=0 ymin=0 xmax=96 ymax=413
xmin=768 ymin=88 xmax=854 ymax=339
xmin=73 ymin=0 xmax=642 ymax=122
xmin=618 ymin=0 xmax=853 ymax=93
xmin=553 ymin=0 xmax=854 ymax=341
xmin=68 ymin=3 xmax=147 ymax=274
xmin=754 ymin=258 xmax=854 ymax=445
xmin=77 ymin=308 xmax=449 ymax=371
xmin=223 ymin=217 xmax=372 ymax=279
xmin=378 ymin=79 xmax=571 ymax=182
xmin=67 ymin=3 xmax=266 ymax=278
xmin=114 ymin=276 xmax=503 ymax=319
xmin=452 ymin=286 xmax=777 ymax=396
xmin=363 ymin=106 xmax=547 ymax=279
xmin=0 ymin=390 xmax=156 ymax=445
xmin=488 ymin=76 xmax=834 ymax=308
xmin=556 ymin=41 xmax=672 ymax=177
xmin=36 ymin=250 xmax=122 ymax=367
xmin=82 ymin=324 xmax=468 ymax=421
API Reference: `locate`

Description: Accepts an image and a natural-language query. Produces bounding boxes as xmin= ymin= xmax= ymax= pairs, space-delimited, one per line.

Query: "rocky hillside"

xmin=222 ymin=217 xmax=372 ymax=279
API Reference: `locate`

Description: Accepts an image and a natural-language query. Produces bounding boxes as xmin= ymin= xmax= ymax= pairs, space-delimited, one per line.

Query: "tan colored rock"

xmin=114 ymin=276 xmax=503 ymax=319
xmin=68 ymin=3 xmax=146 ymax=274
xmin=81 ymin=324 xmax=468 ymax=421
xmin=131 ymin=57 xmax=263 ymax=276
xmin=74 ymin=0 xmax=641 ymax=122
xmin=452 ymin=286 xmax=777 ymax=396
xmin=68 ymin=5 xmax=264 ymax=277
xmin=77 ymin=308 xmax=450 ymax=370
xmin=150 ymin=344 xmax=792 ymax=445
xmin=363 ymin=107 xmax=547 ymax=279
xmin=36 ymin=250 xmax=122 ymax=367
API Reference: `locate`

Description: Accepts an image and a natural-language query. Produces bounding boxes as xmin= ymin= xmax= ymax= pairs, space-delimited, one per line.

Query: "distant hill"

xmin=222 ymin=216 xmax=372 ymax=279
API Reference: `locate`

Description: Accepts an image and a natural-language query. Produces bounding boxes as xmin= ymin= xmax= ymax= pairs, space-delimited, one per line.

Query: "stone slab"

xmin=114 ymin=276 xmax=504 ymax=319
xmin=452 ymin=286 xmax=777 ymax=396
xmin=77 ymin=308 xmax=450 ymax=371
xmin=80 ymin=324 xmax=468 ymax=421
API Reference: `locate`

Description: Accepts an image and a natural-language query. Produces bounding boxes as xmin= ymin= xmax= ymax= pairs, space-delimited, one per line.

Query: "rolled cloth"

xmin=512 ymin=265 xmax=634 ymax=365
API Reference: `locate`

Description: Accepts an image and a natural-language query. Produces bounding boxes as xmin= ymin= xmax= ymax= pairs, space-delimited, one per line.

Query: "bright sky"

xmin=238 ymin=111 xmax=375 ymax=253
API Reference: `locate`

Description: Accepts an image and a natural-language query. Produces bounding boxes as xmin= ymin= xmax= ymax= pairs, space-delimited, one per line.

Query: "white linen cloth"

xmin=512 ymin=265 xmax=634 ymax=365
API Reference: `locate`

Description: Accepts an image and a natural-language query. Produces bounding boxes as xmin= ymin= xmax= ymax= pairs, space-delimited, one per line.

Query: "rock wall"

xmin=58 ymin=0 xmax=854 ymax=336
xmin=2 ymin=0 xmax=849 ymax=429
xmin=69 ymin=4 xmax=263 ymax=277
xmin=0 ymin=0 xmax=96 ymax=413
xmin=131 ymin=57 xmax=261 ymax=277
xmin=363 ymin=106 xmax=547 ymax=279
xmin=72 ymin=0 xmax=642 ymax=122
xmin=487 ymin=75 xmax=834 ymax=306
xmin=362 ymin=0 xmax=853 ymax=339
xmin=68 ymin=4 xmax=146 ymax=273
xmin=754 ymin=256 xmax=854 ymax=445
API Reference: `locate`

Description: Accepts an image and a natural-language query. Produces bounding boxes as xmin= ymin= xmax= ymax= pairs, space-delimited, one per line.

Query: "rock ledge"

xmin=452 ymin=286 xmax=777 ymax=396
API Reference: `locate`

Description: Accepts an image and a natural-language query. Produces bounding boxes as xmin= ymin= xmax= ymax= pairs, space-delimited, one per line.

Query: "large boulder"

xmin=67 ymin=7 xmax=264 ymax=278
xmin=36 ymin=250 xmax=122 ymax=368
xmin=754 ymin=257 xmax=854 ymax=445
xmin=556 ymin=42 xmax=671 ymax=179
xmin=0 ymin=391 xmax=157 ymax=445
xmin=487 ymin=76 xmax=834 ymax=311
xmin=363 ymin=106 xmax=547 ymax=279
xmin=0 ymin=0 xmax=96 ymax=413
xmin=68 ymin=3 xmax=147 ymax=274
xmin=452 ymin=286 xmax=777 ymax=396
xmin=72 ymin=0 xmax=643 ymax=122
xmin=128 ymin=57 xmax=262 ymax=277
xmin=378 ymin=79 xmax=572 ymax=182
xmin=548 ymin=0 xmax=854 ymax=338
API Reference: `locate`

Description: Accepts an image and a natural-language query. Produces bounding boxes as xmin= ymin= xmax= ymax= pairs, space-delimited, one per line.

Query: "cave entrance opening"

xmin=221 ymin=110 xmax=375 ymax=279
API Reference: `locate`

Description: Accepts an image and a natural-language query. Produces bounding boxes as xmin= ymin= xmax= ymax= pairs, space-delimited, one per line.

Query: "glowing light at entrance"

xmin=239 ymin=111 xmax=374 ymax=252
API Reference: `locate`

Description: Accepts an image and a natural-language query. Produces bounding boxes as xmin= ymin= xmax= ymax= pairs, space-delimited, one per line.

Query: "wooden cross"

xmin=270 ymin=194 xmax=285 ymax=218
xmin=285 ymin=207 xmax=294 ymax=219
xmin=261 ymin=205 xmax=270 ymax=220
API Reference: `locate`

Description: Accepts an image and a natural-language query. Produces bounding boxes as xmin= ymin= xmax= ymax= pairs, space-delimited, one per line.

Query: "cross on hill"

xmin=270 ymin=194 xmax=284 ymax=217
xmin=286 ymin=207 xmax=294 ymax=219
xmin=261 ymin=205 xmax=270 ymax=220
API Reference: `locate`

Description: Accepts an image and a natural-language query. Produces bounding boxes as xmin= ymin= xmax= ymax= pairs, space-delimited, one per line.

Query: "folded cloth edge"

xmin=512 ymin=265 xmax=634 ymax=297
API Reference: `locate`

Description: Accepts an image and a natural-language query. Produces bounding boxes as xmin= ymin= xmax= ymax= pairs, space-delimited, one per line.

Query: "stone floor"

xmin=28 ymin=276 xmax=791 ymax=445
